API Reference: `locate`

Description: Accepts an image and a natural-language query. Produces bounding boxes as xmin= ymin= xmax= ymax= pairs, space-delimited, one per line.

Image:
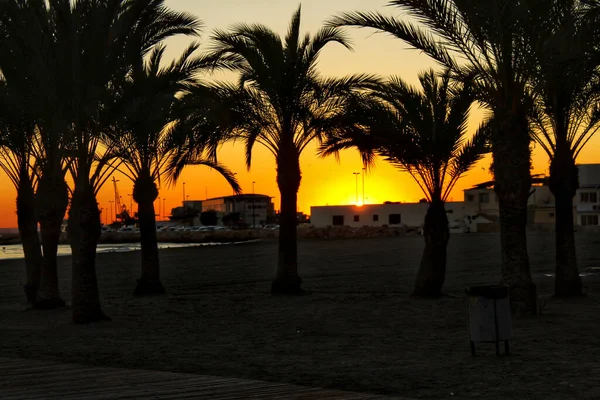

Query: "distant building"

xmin=310 ymin=202 xmax=474 ymax=230
xmin=170 ymin=194 xmax=275 ymax=227
xmin=463 ymin=163 xmax=600 ymax=227
xmin=576 ymin=164 xmax=600 ymax=226
xmin=310 ymin=163 xmax=600 ymax=232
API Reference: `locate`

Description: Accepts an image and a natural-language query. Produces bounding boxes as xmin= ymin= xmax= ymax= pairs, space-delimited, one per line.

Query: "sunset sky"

xmin=0 ymin=0 xmax=598 ymax=227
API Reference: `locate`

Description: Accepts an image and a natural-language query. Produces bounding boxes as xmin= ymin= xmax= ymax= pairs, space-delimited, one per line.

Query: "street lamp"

xmin=182 ymin=182 xmax=186 ymax=206
xmin=158 ymin=196 xmax=161 ymax=220
xmin=127 ymin=194 xmax=133 ymax=213
xmin=108 ymin=201 xmax=114 ymax=223
xmin=353 ymin=172 xmax=360 ymax=205
xmin=163 ymin=198 xmax=166 ymax=220
xmin=252 ymin=181 xmax=256 ymax=229
xmin=362 ymin=167 xmax=366 ymax=205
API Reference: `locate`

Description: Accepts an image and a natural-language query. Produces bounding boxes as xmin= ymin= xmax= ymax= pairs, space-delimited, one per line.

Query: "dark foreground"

xmin=0 ymin=357 xmax=405 ymax=399
xmin=1 ymin=233 xmax=600 ymax=399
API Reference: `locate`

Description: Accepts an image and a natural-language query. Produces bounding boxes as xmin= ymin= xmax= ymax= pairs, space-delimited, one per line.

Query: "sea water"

xmin=0 ymin=242 xmax=241 ymax=261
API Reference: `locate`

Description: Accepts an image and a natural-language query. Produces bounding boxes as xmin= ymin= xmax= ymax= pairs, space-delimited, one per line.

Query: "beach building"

xmin=311 ymin=163 xmax=600 ymax=232
xmin=170 ymin=194 xmax=275 ymax=227
xmin=463 ymin=163 xmax=600 ymax=227
xmin=310 ymin=201 xmax=475 ymax=231
xmin=576 ymin=164 xmax=600 ymax=226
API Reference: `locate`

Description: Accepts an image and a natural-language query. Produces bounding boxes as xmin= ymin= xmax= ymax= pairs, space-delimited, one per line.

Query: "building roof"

xmin=188 ymin=194 xmax=273 ymax=202
xmin=208 ymin=194 xmax=272 ymax=201
xmin=466 ymin=174 xmax=548 ymax=190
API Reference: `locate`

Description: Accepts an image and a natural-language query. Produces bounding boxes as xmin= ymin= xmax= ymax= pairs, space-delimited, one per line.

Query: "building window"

xmin=332 ymin=215 xmax=344 ymax=226
xmin=581 ymin=215 xmax=599 ymax=226
xmin=479 ymin=193 xmax=490 ymax=203
xmin=373 ymin=214 xmax=379 ymax=222
xmin=353 ymin=215 xmax=360 ymax=222
xmin=389 ymin=214 xmax=401 ymax=225
xmin=467 ymin=194 xmax=475 ymax=202
xmin=580 ymin=192 xmax=598 ymax=203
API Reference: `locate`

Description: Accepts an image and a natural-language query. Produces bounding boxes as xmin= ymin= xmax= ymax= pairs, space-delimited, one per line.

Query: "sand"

xmin=1 ymin=233 xmax=600 ymax=399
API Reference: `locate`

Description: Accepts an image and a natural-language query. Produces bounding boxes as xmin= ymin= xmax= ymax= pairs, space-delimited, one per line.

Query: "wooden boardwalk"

xmin=0 ymin=357 xmax=408 ymax=399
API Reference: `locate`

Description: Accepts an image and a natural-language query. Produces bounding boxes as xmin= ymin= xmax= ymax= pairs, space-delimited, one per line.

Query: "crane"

xmin=112 ymin=177 xmax=122 ymax=217
xmin=112 ymin=177 xmax=137 ymax=225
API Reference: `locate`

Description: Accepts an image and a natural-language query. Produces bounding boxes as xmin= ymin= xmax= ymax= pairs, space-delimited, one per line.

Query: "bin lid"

xmin=465 ymin=285 xmax=509 ymax=299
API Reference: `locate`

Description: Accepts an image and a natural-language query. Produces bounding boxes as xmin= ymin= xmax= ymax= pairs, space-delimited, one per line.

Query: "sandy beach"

xmin=1 ymin=233 xmax=600 ymax=399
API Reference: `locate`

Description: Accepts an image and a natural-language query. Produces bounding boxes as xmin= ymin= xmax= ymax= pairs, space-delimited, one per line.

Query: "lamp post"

xmin=252 ymin=181 xmax=256 ymax=229
xmin=362 ymin=167 xmax=366 ymax=205
xmin=182 ymin=182 xmax=186 ymax=206
xmin=128 ymin=194 xmax=133 ymax=213
xmin=163 ymin=198 xmax=166 ymax=220
xmin=108 ymin=201 xmax=113 ymax=223
xmin=158 ymin=196 xmax=161 ymax=220
xmin=353 ymin=172 xmax=360 ymax=204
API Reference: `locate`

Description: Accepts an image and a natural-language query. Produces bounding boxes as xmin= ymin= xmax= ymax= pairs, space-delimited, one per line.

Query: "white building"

xmin=461 ymin=163 xmax=600 ymax=227
xmin=310 ymin=201 xmax=475 ymax=230
xmin=576 ymin=164 xmax=600 ymax=226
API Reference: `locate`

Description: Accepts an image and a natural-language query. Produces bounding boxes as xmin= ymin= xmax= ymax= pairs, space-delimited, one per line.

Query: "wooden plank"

xmin=0 ymin=357 xmax=408 ymax=400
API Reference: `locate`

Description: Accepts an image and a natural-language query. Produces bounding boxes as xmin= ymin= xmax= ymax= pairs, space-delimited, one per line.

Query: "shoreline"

xmin=0 ymin=225 xmax=414 ymax=247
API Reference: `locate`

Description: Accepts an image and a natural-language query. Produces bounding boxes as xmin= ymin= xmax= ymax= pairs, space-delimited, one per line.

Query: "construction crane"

xmin=112 ymin=177 xmax=121 ymax=215
xmin=112 ymin=177 xmax=137 ymax=225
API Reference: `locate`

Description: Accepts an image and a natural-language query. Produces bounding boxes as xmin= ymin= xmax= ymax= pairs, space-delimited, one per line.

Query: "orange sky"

xmin=0 ymin=0 xmax=599 ymax=227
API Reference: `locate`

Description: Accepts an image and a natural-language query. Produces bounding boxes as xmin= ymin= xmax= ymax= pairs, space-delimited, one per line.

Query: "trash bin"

xmin=465 ymin=285 xmax=511 ymax=356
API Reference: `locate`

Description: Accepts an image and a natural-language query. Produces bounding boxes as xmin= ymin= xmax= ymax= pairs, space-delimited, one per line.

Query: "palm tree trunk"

xmin=412 ymin=200 xmax=449 ymax=297
xmin=492 ymin=112 xmax=538 ymax=314
xmin=549 ymin=143 xmax=582 ymax=297
xmin=69 ymin=180 xmax=109 ymax=324
xmin=134 ymin=196 xmax=164 ymax=296
xmin=16 ymin=174 xmax=42 ymax=305
xmin=35 ymin=172 xmax=68 ymax=309
xmin=272 ymin=148 xmax=303 ymax=295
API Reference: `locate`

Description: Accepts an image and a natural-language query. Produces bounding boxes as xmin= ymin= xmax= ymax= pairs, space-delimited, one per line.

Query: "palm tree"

xmin=109 ymin=43 xmax=241 ymax=297
xmin=36 ymin=0 xmax=203 ymax=323
xmin=329 ymin=0 xmax=544 ymax=313
xmin=0 ymin=81 xmax=43 ymax=306
xmin=0 ymin=0 xmax=68 ymax=309
xmin=321 ymin=70 xmax=489 ymax=297
xmin=530 ymin=0 xmax=600 ymax=297
xmin=205 ymin=6 xmax=375 ymax=294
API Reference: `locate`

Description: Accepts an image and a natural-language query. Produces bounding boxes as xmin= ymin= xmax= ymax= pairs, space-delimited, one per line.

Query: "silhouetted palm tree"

xmin=0 ymin=81 xmax=43 ymax=305
xmin=109 ymin=43 xmax=241 ymax=296
xmin=530 ymin=0 xmax=600 ymax=297
xmin=35 ymin=0 xmax=203 ymax=323
xmin=321 ymin=70 xmax=489 ymax=297
xmin=0 ymin=0 xmax=68 ymax=309
xmin=330 ymin=0 xmax=544 ymax=312
xmin=205 ymin=6 xmax=375 ymax=294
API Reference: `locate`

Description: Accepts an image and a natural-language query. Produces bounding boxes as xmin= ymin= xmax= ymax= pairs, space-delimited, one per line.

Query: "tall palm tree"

xmin=329 ymin=0 xmax=545 ymax=313
xmin=321 ymin=70 xmax=489 ymax=297
xmin=0 ymin=81 xmax=43 ymax=306
xmin=206 ymin=6 xmax=375 ymax=294
xmin=109 ymin=43 xmax=241 ymax=297
xmin=39 ymin=0 xmax=203 ymax=323
xmin=530 ymin=0 xmax=600 ymax=297
xmin=0 ymin=0 xmax=68 ymax=309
